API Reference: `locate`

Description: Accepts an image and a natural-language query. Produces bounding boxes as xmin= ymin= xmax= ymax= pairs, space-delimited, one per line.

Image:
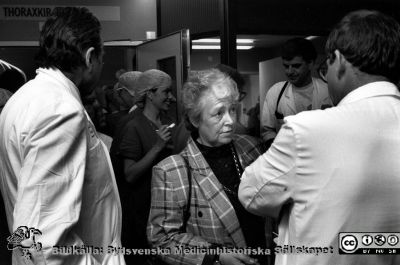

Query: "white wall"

xmin=240 ymin=73 xmax=259 ymax=126
xmin=259 ymin=57 xmax=287 ymax=118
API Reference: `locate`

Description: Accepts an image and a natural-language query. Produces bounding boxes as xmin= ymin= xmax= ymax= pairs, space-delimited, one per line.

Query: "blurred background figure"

xmin=82 ymin=92 xmax=112 ymax=150
xmin=115 ymin=68 xmax=127 ymax=81
xmin=215 ymin=64 xmax=249 ymax=135
xmin=98 ymin=68 xmax=127 ymax=109
xmin=116 ymin=70 xmax=143 ymax=110
xmin=114 ymin=69 xmax=175 ymax=265
xmin=0 ymin=59 xmax=26 ymax=93
xmin=109 ymin=71 xmax=143 ymax=226
xmin=0 ymin=58 xmax=26 ymax=265
xmin=0 ymin=59 xmax=26 ymax=114
xmin=246 ymin=99 xmax=261 ymax=138
xmin=0 ymin=88 xmax=12 ymax=114
xmin=104 ymin=71 xmax=141 ymax=136
xmin=260 ymin=38 xmax=332 ymax=148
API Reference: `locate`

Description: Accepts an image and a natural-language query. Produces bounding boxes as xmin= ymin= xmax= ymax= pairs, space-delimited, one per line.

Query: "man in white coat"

xmin=261 ymin=38 xmax=332 ymax=147
xmin=0 ymin=7 xmax=125 ymax=265
xmin=239 ymin=10 xmax=400 ymax=265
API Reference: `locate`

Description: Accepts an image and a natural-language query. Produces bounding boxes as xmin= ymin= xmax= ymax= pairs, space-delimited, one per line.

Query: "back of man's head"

xmin=35 ymin=7 xmax=102 ymax=73
xmin=325 ymin=10 xmax=400 ymax=84
xmin=215 ymin=64 xmax=245 ymax=90
xmin=281 ymin=38 xmax=317 ymax=63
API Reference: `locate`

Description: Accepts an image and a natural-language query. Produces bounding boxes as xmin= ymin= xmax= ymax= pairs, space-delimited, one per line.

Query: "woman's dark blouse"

xmin=195 ymin=140 xmax=267 ymax=254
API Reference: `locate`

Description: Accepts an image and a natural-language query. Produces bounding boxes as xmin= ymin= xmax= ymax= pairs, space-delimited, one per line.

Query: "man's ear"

xmin=84 ymin=47 xmax=96 ymax=68
xmin=146 ymin=90 xmax=153 ymax=101
xmin=334 ymin=50 xmax=347 ymax=79
xmin=307 ymin=60 xmax=315 ymax=70
xmin=188 ymin=115 xmax=199 ymax=128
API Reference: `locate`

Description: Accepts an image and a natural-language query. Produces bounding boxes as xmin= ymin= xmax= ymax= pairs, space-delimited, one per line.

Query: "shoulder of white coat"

xmin=313 ymin=78 xmax=329 ymax=93
xmin=267 ymin=81 xmax=288 ymax=95
xmin=17 ymin=77 xmax=83 ymax=113
xmin=284 ymin=104 xmax=340 ymax=134
xmin=5 ymin=83 xmax=85 ymax=132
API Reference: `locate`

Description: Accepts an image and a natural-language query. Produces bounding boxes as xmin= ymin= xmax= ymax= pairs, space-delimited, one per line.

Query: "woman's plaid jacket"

xmin=147 ymin=134 xmax=265 ymax=265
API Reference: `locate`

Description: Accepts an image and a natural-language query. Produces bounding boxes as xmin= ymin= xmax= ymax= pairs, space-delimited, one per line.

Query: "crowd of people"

xmin=0 ymin=6 xmax=400 ymax=265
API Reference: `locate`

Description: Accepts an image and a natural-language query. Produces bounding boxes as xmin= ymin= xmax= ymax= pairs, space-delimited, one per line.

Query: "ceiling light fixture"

xmin=192 ymin=38 xmax=254 ymax=44
xmin=192 ymin=45 xmax=254 ymax=50
xmin=192 ymin=45 xmax=221 ymax=49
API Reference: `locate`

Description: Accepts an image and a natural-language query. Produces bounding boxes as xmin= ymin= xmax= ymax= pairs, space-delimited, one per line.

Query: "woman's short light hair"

xmin=182 ymin=68 xmax=239 ymax=132
xmin=135 ymin=69 xmax=171 ymax=104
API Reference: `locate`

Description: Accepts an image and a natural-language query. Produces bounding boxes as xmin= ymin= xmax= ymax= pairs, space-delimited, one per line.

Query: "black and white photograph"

xmin=0 ymin=1 xmax=400 ymax=265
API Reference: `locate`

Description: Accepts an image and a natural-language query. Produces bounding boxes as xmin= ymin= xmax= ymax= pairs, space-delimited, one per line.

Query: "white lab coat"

xmin=239 ymin=81 xmax=400 ymax=265
xmin=0 ymin=68 xmax=125 ymax=265
xmin=261 ymin=78 xmax=332 ymax=141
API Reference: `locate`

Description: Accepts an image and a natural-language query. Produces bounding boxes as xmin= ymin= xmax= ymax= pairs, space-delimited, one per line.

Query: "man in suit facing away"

xmin=239 ymin=9 xmax=400 ymax=265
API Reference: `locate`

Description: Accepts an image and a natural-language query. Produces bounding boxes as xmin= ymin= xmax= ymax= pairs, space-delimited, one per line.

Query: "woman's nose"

xmin=223 ymin=111 xmax=235 ymax=124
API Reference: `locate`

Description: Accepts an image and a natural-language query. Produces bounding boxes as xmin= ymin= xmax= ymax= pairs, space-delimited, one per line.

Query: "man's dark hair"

xmin=325 ymin=10 xmax=400 ymax=83
xmin=281 ymin=37 xmax=317 ymax=62
xmin=215 ymin=64 xmax=245 ymax=90
xmin=35 ymin=7 xmax=102 ymax=72
xmin=215 ymin=64 xmax=247 ymax=101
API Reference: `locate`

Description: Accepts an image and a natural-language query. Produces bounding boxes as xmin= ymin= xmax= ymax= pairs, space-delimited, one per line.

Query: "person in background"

xmin=95 ymin=68 xmax=127 ymax=119
xmin=239 ymin=9 xmax=400 ymax=265
xmin=109 ymin=71 xmax=143 ymax=162
xmin=0 ymin=7 xmax=125 ymax=265
xmin=215 ymin=64 xmax=249 ymax=135
xmin=0 ymin=60 xmax=27 ymax=114
xmin=260 ymin=37 xmax=332 ymax=147
xmin=116 ymin=69 xmax=175 ymax=265
xmin=104 ymin=71 xmax=141 ymax=137
xmin=0 ymin=88 xmax=13 ymax=114
xmin=0 ymin=67 xmax=26 ymax=94
xmin=0 ymin=60 xmax=26 ymax=264
xmin=83 ymin=91 xmax=108 ymax=130
xmin=115 ymin=71 xmax=143 ymax=114
xmin=82 ymin=92 xmax=112 ymax=150
xmin=148 ymin=68 xmax=268 ymax=265
xmin=109 ymin=71 xmax=143 ymax=261
xmin=246 ymin=100 xmax=260 ymax=138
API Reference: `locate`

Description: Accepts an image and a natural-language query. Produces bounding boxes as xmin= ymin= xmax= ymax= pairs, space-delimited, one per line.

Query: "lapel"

xmin=231 ymin=137 xmax=247 ymax=168
xmin=311 ymin=78 xmax=332 ymax=109
xmin=311 ymin=78 xmax=318 ymax=108
xmin=183 ymin=137 xmax=246 ymax=248
xmin=283 ymin=83 xmax=297 ymax=114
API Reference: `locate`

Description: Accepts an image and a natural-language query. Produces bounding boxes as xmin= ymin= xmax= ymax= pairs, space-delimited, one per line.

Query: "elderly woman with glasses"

xmin=148 ymin=68 xmax=267 ymax=265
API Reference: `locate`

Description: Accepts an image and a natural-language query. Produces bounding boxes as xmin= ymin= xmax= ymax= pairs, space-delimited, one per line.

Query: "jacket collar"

xmin=338 ymin=81 xmax=400 ymax=106
xmin=182 ymin=135 xmax=247 ymax=176
xmin=36 ymin=67 xmax=82 ymax=105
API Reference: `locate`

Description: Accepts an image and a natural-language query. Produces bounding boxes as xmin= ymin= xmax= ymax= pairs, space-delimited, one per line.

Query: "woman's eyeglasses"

xmin=238 ymin=91 xmax=247 ymax=102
